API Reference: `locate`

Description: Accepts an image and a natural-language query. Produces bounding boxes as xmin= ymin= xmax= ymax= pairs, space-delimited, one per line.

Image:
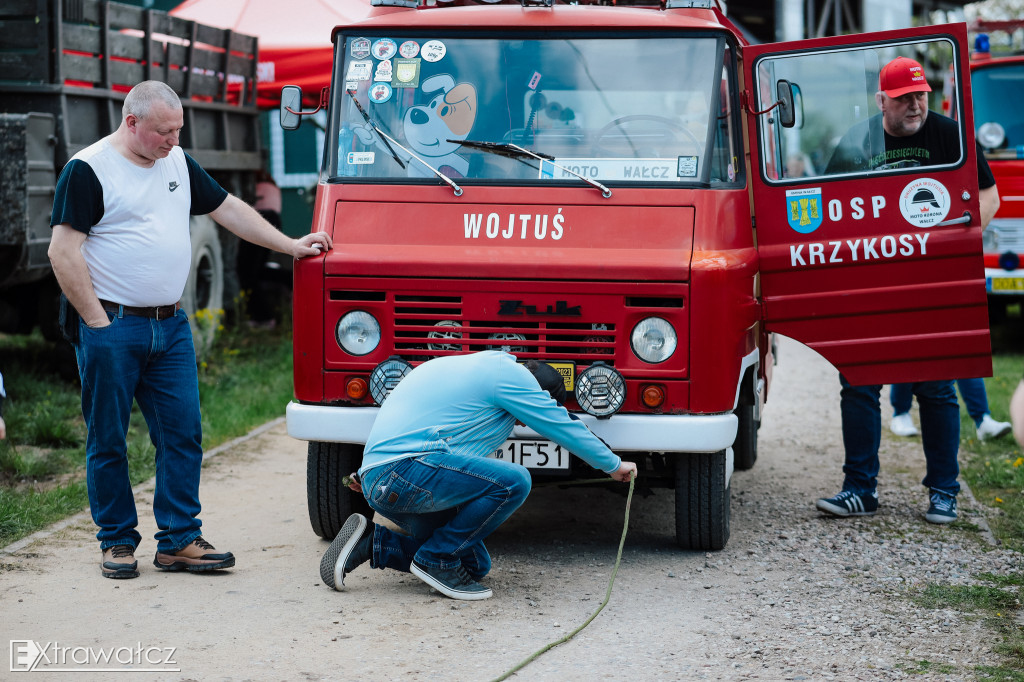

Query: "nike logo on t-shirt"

xmin=168 ymin=181 xmax=179 ymax=192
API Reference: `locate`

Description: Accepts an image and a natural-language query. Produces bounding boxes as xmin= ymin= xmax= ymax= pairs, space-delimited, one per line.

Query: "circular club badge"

xmin=371 ymin=38 xmax=397 ymax=61
xmin=399 ymin=40 xmax=420 ymax=58
xmin=899 ymin=177 xmax=950 ymax=228
xmin=369 ymin=82 xmax=393 ymax=104
xmin=421 ymin=40 xmax=446 ymax=62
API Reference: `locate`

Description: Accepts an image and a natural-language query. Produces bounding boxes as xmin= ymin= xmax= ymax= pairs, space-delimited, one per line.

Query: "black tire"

xmin=674 ymin=451 xmax=731 ymax=551
xmin=181 ymin=215 xmax=224 ymax=354
xmin=307 ymin=441 xmax=374 ymax=540
xmin=733 ymin=404 xmax=758 ymax=471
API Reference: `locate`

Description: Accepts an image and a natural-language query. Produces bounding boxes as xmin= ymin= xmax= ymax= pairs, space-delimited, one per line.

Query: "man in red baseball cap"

xmin=877 ymin=56 xmax=933 ymax=136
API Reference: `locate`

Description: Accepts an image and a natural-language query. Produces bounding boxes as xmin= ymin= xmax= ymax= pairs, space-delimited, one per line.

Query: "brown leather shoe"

xmin=153 ymin=536 xmax=235 ymax=572
xmin=101 ymin=545 xmax=139 ymax=579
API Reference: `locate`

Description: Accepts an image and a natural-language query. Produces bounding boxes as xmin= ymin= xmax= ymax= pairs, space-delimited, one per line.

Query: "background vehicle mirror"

xmin=280 ymin=86 xmax=303 ymax=130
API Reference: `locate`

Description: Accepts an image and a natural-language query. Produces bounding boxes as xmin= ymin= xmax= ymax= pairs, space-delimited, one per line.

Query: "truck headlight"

xmin=369 ymin=357 xmax=413 ymax=405
xmin=337 ymin=311 xmax=380 ymax=356
xmin=630 ymin=317 xmax=677 ymax=364
xmin=576 ymin=362 xmax=625 ymax=418
xmin=978 ymin=121 xmax=1006 ymax=150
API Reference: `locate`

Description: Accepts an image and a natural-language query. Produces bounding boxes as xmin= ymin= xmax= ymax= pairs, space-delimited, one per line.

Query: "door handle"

xmin=935 ymin=212 xmax=972 ymax=227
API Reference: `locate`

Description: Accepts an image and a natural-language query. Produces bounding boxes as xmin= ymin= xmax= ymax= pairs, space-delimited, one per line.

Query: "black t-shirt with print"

xmin=825 ymin=111 xmax=995 ymax=189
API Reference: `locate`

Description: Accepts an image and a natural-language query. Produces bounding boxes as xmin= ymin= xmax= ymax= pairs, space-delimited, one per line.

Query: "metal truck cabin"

xmin=283 ymin=0 xmax=991 ymax=551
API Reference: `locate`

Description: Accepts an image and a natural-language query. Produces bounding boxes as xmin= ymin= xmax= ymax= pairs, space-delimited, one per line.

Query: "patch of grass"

xmin=0 ymin=325 xmax=294 ymax=547
xmin=911 ymin=573 xmax=1024 ymax=680
xmin=899 ymin=659 xmax=957 ymax=675
xmin=958 ymin=353 xmax=1024 ymax=551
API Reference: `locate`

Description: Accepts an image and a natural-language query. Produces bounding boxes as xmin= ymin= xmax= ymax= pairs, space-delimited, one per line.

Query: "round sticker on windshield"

xmin=421 ymin=40 xmax=446 ymax=62
xmin=899 ymin=177 xmax=950 ymax=228
xmin=371 ymin=38 xmax=397 ymax=61
xmin=399 ymin=40 xmax=420 ymax=58
xmin=369 ymin=82 xmax=393 ymax=104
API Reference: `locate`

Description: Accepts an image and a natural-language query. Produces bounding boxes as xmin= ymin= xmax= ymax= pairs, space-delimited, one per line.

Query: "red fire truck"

xmin=283 ymin=0 xmax=991 ymax=550
xmin=961 ymin=21 xmax=1024 ymax=320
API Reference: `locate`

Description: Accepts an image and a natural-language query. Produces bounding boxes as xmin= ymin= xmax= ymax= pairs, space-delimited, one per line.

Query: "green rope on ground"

xmin=489 ymin=475 xmax=635 ymax=682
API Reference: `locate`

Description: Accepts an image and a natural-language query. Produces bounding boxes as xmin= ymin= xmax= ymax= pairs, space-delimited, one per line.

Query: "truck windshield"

xmin=329 ymin=33 xmax=736 ymax=187
xmin=972 ymin=63 xmax=1024 ymax=152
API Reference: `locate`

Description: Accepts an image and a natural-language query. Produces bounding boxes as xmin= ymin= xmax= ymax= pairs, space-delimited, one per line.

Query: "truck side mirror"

xmin=280 ymin=85 xmax=303 ymax=130
xmin=776 ymin=80 xmax=796 ymax=128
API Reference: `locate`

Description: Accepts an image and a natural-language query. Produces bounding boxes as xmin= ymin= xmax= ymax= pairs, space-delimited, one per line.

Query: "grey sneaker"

xmin=815 ymin=489 xmax=879 ymax=517
xmin=320 ymin=513 xmax=372 ymax=591
xmin=411 ymin=560 xmax=493 ymax=600
xmin=925 ymin=490 xmax=958 ymax=524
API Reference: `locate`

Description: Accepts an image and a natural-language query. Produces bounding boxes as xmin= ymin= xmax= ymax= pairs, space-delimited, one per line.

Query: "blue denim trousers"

xmin=74 ymin=308 xmax=204 ymax=553
xmin=360 ymin=452 xmax=531 ymax=578
xmin=891 ymin=377 xmax=989 ymax=426
xmin=841 ymin=376 xmax=960 ymax=496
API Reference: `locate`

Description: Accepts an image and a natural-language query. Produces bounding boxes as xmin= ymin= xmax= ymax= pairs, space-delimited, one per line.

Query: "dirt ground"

xmin=1 ymin=336 xmax=1019 ymax=681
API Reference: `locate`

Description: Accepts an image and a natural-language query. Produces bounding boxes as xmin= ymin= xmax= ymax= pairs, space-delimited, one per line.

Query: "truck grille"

xmin=392 ymin=294 xmax=616 ymax=361
xmin=990 ymin=219 xmax=1024 ymax=254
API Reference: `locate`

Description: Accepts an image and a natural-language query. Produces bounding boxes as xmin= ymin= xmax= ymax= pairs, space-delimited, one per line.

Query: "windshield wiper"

xmin=347 ymin=90 xmax=404 ymax=170
xmin=450 ymin=139 xmax=612 ymax=199
xmin=347 ymin=91 xmax=463 ymax=196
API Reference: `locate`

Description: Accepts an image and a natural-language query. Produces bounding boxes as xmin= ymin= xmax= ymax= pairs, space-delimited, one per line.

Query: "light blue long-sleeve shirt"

xmin=360 ymin=351 xmax=621 ymax=476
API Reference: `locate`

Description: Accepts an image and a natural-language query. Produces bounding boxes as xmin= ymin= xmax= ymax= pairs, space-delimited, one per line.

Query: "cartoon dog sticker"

xmin=354 ymin=74 xmax=477 ymax=178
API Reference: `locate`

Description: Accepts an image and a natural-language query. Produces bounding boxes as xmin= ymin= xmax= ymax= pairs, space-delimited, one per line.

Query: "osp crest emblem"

xmin=785 ymin=187 xmax=823 ymax=234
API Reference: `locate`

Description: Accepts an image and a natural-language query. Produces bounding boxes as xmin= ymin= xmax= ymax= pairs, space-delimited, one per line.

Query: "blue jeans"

xmin=840 ymin=376 xmax=960 ymax=496
xmin=74 ymin=308 xmax=204 ymax=553
xmin=891 ymin=378 xmax=990 ymax=426
xmin=360 ymin=452 xmax=531 ymax=578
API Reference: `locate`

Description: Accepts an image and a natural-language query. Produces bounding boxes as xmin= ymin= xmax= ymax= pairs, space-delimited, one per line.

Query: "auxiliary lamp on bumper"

xmin=369 ymin=357 xmax=413 ymax=405
xmin=575 ymin=362 xmax=626 ymax=418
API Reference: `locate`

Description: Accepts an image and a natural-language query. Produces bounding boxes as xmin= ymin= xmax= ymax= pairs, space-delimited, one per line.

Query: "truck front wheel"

xmin=307 ymin=441 xmax=374 ymax=540
xmin=674 ymin=451 xmax=731 ymax=551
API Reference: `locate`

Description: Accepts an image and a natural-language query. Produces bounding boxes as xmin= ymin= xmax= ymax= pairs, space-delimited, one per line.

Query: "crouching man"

xmin=319 ymin=351 xmax=637 ymax=600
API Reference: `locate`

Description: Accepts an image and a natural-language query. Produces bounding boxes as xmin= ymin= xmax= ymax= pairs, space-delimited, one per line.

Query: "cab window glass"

xmin=754 ymin=39 xmax=960 ymax=183
xmin=329 ymin=33 xmax=737 ymax=186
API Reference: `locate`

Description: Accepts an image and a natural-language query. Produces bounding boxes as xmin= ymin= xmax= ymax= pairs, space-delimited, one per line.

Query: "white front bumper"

xmin=286 ymin=402 xmax=738 ymax=454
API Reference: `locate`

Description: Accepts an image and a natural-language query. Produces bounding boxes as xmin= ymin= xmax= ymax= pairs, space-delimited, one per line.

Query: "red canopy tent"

xmin=170 ymin=0 xmax=378 ymax=108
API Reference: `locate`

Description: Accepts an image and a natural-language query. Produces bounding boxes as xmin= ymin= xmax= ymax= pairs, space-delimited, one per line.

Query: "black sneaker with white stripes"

xmin=815 ymin=489 xmax=878 ymax=517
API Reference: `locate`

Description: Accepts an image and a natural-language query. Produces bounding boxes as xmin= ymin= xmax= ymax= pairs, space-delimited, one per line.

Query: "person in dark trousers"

xmin=816 ymin=56 xmax=999 ymax=525
xmin=49 ymin=80 xmax=331 ymax=579
xmin=320 ymin=351 xmax=637 ymax=601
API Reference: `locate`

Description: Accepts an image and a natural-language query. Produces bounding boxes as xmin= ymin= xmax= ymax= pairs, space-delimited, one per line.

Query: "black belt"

xmin=100 ymin=299 xmax=180 ymax=320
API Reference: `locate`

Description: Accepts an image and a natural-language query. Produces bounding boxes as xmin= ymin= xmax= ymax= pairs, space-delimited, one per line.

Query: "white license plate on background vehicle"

xmin=491 ymin=440 xmax=571 ymax=469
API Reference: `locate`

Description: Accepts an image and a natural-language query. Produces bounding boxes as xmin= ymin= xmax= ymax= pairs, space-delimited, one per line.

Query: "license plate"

xmin=991 ymin=277 xmax=1024 ymax=292
xmin=491 ymin=440 xmax=571 ymax=469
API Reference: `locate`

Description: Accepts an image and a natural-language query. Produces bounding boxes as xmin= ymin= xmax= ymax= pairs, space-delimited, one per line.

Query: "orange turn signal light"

xmin=641 ymin=384 xmax=665 ymax=409
xmin=346 ymin=377 xmax=369 ymax=400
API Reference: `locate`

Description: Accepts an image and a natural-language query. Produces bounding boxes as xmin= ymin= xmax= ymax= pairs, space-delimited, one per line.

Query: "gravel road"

xmin=1 ymin=336 xmax=1019 ymax=681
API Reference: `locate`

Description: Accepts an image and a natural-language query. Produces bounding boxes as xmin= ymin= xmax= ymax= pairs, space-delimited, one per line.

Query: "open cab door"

xmin=744 ymin=24 xmax=992 ymax=384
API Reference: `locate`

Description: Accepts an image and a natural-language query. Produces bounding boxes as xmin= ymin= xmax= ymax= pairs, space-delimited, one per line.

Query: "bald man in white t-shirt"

xmin=48 ymin=80 xmax=332 ymax=580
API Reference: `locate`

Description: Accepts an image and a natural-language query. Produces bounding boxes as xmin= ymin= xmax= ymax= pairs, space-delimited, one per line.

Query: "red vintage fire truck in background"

xmin=958 ymin=20 xmax=1024 ymax=321
xmin=283 ymin=0 xmax=991 ymax=550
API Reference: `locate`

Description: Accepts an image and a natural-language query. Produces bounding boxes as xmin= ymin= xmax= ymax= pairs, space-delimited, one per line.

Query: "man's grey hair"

xmin=123 ymin=80 xmax=181 ymax=120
